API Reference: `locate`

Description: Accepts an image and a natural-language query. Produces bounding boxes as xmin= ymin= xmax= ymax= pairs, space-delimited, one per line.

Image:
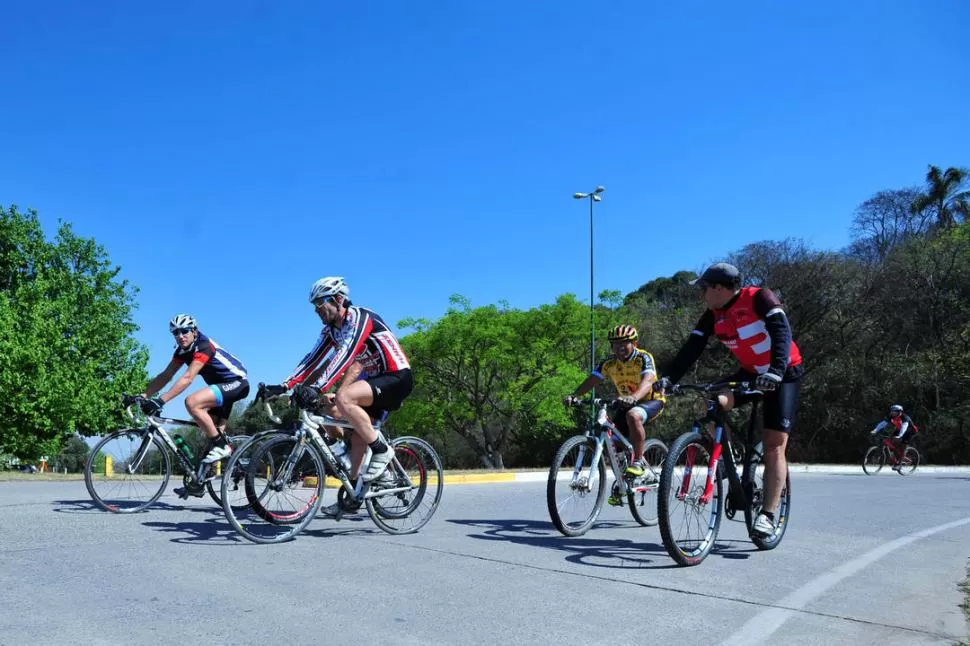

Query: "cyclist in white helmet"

xmin=140 ymin=314 xmax=250 ymax=498
xmin=265 ymin=277 xmax=413 ymax=483
xmin=871 ymin=404 xmax=919 ymax=470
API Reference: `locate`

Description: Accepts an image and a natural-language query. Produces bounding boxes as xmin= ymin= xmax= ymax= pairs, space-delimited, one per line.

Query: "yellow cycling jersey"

xmin=593 ymin=347 xmax=665 ymax=403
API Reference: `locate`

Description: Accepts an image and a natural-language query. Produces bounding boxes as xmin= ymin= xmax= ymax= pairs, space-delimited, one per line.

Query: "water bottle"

xmin=173 ymin=435 xmax=194 ymax=461
xmin=331 ymin=440 xmax=351 ymax=472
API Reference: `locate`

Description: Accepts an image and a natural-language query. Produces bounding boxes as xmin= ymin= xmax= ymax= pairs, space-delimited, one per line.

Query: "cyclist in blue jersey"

xmin=139 ymin=314 xmax=250 ymax=497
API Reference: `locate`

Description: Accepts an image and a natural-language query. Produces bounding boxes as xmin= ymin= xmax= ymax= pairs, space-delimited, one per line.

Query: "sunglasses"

xmin=312 ymin=297 xmax=334 ymax=309
xmin=172 ymin=328 xmax=195 ymax=336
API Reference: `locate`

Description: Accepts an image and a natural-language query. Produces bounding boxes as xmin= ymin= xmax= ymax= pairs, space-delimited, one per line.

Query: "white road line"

xmin=720 ymin=515 xmax=970 ymax=646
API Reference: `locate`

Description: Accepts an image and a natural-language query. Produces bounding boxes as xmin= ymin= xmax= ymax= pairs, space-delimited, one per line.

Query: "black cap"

xmin=689 ymin=262 xmax=741 ymax=287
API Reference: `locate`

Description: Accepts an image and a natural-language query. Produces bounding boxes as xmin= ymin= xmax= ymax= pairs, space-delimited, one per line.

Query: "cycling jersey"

xmin=665 ymin=287 xmax=802 ymax=382
xmin=284 ymin=305 xmax=411 ymax=392
xmin=874 ymin=414 xmax=918 ymax=439
xmin=172 ymin=332 xmax=248 ymax=385
xmin=594 ymin=348 xmax=664 ymax=403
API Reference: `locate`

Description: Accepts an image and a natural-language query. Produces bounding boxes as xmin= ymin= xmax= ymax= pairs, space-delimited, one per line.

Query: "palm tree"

xmin=912 ymin=165 xmax=970 ymax=228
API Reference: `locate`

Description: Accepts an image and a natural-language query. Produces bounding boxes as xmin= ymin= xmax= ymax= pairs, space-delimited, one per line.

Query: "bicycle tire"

xmin=861 ymin=445 xmax=885 ymax=475
xmin=897 ymin=446 xmax=919 ymax=475
xmin=547 ymin=435 xmax=607 ymax=537
xmin=743 ymin=441 xmax=791 ymax=550
xmin=366 ymin=436 xmax=444 ymax=535
xmin=627 ymin=438 xmax=667 ymax=527
xmin=85 ymin=429 xmax=171 ymax=513
xmin=206 ymin=435 xmax=252 ymax=508
xmin=223 ymin=434 xmax=326 ymax=544
xmin=658 ymin=430 xmax=722 ymax=566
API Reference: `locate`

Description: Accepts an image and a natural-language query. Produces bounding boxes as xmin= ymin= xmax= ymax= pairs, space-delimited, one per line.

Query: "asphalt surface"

xmin=1 ymin=472 xmax=968 ymax=645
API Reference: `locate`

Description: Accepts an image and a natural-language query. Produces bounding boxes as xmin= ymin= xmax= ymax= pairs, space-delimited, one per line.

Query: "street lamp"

xmin=573 ymin=186 xmax=604 ymax=406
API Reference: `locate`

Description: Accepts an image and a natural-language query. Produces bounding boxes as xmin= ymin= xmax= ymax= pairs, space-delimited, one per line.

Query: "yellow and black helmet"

xmin=607 ymin=324 xmax=638 ymax=342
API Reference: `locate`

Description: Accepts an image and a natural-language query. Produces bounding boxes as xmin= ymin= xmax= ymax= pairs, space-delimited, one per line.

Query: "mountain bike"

xmin=84 ymin=394 xmax=250 ymax=513
xmin=862 ymin=432 xmax=919 ymax=475
xmin=657 ymin=382 xmax=791 ymax=566
xmin=547 ymin=398 xmax=668 ymax=537
xmin=220 ymin=383 xmax=444 ymax=544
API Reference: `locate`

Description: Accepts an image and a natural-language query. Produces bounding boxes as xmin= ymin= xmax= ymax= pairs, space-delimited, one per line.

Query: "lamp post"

xmin=572 ymin=186 xmax=604 ymax=408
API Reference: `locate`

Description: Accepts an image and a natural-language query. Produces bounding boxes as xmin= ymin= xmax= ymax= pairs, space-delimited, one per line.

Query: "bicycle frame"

xmin=259 ymin=396 xmax=413 ymax=504
xmin=571 ymin=399 xmax=640 ymax=495
xmin=675 ymin=384 xmax=762 ymax=512
xmin=123 ymin=403 xmax=217 ymax=487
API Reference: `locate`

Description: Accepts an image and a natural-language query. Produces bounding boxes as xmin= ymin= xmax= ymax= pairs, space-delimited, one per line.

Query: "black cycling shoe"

xmin=173 ymin=485 xmax=205 ymax=499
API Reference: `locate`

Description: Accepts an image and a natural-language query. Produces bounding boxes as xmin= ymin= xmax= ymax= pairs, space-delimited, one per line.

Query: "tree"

xmin=56 ymin=435 xmax=90 ymax=472
xmin=849 ymin=189 xmax=932 ymax=263
xmin=394 ymin=295 xmax=590 ymax=468
xmin=912 ymin=165 xmax=970 ymax=229
xmin=0 ymin=205 xmax=148 ymax=459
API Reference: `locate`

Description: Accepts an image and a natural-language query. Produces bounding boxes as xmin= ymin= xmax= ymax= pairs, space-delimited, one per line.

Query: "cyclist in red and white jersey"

xmin=660 ymin=262 xmax=804 ymax=539
xmin=871 ymin=404 xmax=919 ymax=470
xmin=266 ymin=277 xmax=413 ymax=482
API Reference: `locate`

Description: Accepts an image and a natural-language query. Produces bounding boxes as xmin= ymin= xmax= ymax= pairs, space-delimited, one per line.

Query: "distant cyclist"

xmin=871 ymin=404 xmax=919 ymax=469
xmin=140 ymin=314 xmax=249 ymax=498
xmin=564 ymin=324 xmax=665 ymax=483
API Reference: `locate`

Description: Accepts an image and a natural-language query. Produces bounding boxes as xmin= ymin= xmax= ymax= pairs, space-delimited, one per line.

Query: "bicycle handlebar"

xmin=254 ymin=383 xmax=284 ymax=425
xmin=565 ymin=397 xmax=624 ymax=410
xmin=666 ymin=381 xmax=764 ymax=397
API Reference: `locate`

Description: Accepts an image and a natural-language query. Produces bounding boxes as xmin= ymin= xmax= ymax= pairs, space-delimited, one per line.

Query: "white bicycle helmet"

xmin=309 ymin=276 xmax=350 ymax=302
xmin=169 ymin=313 xmax=197 ymax=332
xmin=890 ymin=404 xmax=904 ymax=413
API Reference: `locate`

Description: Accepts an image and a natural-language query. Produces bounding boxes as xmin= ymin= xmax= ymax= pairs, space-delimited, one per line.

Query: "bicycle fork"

xmin=676 ymin=424 xmax=723 ymax=505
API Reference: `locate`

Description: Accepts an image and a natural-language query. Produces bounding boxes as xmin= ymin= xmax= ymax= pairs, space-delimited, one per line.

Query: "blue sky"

xmin=2 ymin=1 xmax=968 ymax=413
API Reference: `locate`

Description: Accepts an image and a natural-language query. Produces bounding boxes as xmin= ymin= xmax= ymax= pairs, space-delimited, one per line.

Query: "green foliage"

xmin=55 ymin=434 xmax=90 ymax=472
xmin=394 ymin=294 xmax=592 ymax=468
xmin=0 ymin=205 xmax=148 ymax=459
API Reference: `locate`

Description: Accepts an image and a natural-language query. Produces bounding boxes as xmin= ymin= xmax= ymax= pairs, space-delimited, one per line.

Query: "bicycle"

xmin=657 ymin=381 xmax=791 ymax=566
xmin=84 ymin=394 xmax=250 ymax=513
xmin=862 ymin=432 xmax=919 ymax=475
xmin=546 ymin=398 xmax=668 ymax=537
xmin=220 ymin=383 xmax=444 ymax=544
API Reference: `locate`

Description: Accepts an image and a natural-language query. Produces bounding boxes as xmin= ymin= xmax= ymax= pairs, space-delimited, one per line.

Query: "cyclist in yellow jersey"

xmin=564 ymin=325 xmax=665 ymax=479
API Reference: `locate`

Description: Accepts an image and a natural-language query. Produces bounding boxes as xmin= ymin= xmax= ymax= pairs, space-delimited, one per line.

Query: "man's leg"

xmin=334 ymin=380 xmax=394 ymax=482
xmin=185 ymin=388 xmax=221 ymax=440
xmin=626 ymin=407 xmax=646 ymax=462
xmin=761 ymin=429 xmax=789 ymax=514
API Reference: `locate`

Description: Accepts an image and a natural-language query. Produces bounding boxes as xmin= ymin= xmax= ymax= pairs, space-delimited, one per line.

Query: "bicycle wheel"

xmin=658 ymin=431 xmax=722 ymax=566
xmin=897 ymin=446 xmax=919 ymax=475
xmin=206 ymin=435 xmax=252 ymax=508
xmin=547 ymin=435 xmax=607 ymax=537
xmin=85 ymin=429 xmax=171 ymax=513
xmin=366 ymin=437 xmax=444 ymax=535
xmin=862 ymin=445 xmax=885 ymax=475
xmin=223 ymin=434 xmax=327 ymax=544
xmin=627 ymin=438 xmax=667 ymax=527
xmin=743 ymin=441 xmax=791 ymax=550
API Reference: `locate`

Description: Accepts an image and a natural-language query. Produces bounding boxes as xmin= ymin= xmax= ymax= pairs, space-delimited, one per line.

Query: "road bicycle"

xmin=657 ymin=382 xmax=791 ymax=566
xmin=546 ymin=398 xmax=668 ymax=537
xmin=84 ymin=394 xmax=250 ymax=513
xmin=220 ymin=383 xmax=444 ymax=544
xmin=862 ymin=432 xmax=919 ymax=475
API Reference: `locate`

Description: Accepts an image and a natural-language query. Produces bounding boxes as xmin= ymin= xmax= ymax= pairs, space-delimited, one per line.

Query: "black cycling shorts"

xmin=727 ymin=366 xmax=802 ymax=433
xmin=611 ymin=400 xmax=665 ymax=437
xmin=363 ymin=369 xmax=413 ymax=419
xmin=207 ymin=379 xmax=250 ymax=420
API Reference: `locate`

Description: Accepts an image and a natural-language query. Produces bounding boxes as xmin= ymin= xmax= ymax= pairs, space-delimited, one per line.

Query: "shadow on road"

xmin=448 ymin=517 xmax=755 ymax=569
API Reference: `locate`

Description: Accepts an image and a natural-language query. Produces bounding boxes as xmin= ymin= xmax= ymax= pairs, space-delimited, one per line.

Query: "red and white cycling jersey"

xmin=706 ymin=287 xmax=803 ymax=374
xmin=284 ymin=306 xmax=410 ymax=392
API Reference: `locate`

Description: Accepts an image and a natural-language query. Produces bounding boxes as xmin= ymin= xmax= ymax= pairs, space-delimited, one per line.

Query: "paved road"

xmin=1 ymin=472 xmax=968 ymax=645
